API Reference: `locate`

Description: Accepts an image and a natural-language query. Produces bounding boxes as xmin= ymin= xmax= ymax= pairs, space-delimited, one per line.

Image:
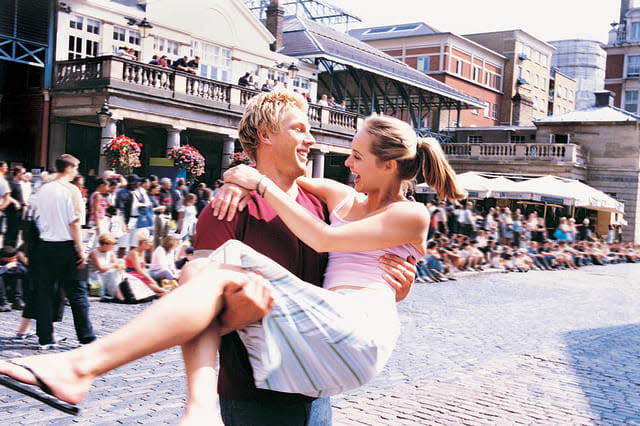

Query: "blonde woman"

xmin=87 ymin=233 xmax=123 ymax=298
xmin=0 ymin=94 xmax=464 ymax=421
xmin=124 ymin=229 xmax=167 ymax=297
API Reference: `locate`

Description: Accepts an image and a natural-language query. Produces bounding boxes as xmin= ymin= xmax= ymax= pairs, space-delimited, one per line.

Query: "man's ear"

xmin=257 ymin=129 xmax=272 ymax=146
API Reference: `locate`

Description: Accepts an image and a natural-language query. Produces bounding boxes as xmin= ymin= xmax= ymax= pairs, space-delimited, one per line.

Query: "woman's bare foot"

xmin=180 ymin=402 xmax=224 ymax=426
xmin=0 ymin=351 xmax=95 ymax=405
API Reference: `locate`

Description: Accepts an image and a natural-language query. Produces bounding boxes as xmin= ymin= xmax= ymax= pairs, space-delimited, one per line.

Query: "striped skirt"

xmin=210 ymin=240 xmax=400 ymax=398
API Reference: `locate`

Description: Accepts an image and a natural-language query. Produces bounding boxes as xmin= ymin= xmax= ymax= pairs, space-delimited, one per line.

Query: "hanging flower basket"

xmin=168 ymin=145 xmax=205 ymax=181
xmin=103 ymin=135 xmax=142 ymax=175
xmin=229 ymin=151 xmax=256 ymax=168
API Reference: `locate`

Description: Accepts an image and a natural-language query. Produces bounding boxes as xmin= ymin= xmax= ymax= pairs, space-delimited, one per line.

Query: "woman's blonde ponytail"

xmin=418 ymin=138 xmax=467 ymax=201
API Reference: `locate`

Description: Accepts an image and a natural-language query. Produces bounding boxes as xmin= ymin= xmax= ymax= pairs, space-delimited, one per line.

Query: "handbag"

xmin=118 ymin=273 xmax=156 ymax=304
xmin=136 ymin=206 xmax=154 ymax=228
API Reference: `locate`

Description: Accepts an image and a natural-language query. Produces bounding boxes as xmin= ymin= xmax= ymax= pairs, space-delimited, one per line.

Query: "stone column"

xmin=311 ymin=149 xmax=327 ymax=178
xmin=167 ymin=126 xmax=185 ymax=153
xmin=220 ymin=138 xmax=236 ymax=177
xmin=98 ymin=119 xmax=118 ymax=174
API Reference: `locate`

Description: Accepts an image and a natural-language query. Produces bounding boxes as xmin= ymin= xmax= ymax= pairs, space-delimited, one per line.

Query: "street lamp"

xmin=125 ymin=17 xmax=153 ymax=38
xmin=137 ymin=18 xmax=153 ymax=39
xmin=97 ymin=100 xmax=112 ymax=128
xmin=277 ymin=62 xmax=299 ymax=79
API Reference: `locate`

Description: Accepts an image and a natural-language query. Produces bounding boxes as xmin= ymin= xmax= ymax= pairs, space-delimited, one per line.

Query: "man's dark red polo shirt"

xmin=193 ymin=187 xmax=328 ymax=403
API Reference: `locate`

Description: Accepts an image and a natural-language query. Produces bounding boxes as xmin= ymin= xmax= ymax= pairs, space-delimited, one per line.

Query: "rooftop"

xmin=281 ymin=16 xmax=484 ymax=108
xmin=347 ymin=22 xmax=440 ymax=41
xmin=535 ymin=105 xmax=640 ymax=124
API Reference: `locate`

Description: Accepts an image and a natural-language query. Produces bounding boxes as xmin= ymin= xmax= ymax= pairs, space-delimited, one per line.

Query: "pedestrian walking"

xmin=4 ymin=167 xmax=26 ymax=247
xmin=30 ymin=154 xmax=96 ymax=349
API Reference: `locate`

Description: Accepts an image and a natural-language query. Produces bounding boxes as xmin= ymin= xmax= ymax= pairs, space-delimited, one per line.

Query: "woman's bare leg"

xmin=179 ymin=322 xmax=223 ymax=426
xmin=0 ymin=260 xmax=261 ymax=406
xmin=16 ymin=317 xmax=32 ymax=335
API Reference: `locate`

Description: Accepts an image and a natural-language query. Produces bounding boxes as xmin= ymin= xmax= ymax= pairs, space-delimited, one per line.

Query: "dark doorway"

xmin=66 ymin=124 xmax=101 ymax=175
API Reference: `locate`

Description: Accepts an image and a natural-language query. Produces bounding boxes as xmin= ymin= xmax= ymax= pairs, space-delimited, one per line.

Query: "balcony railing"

xmin=53 ymin=56 xmax=361 ymax=134
xmin=442 ymin=143 xmax=585 ymax=166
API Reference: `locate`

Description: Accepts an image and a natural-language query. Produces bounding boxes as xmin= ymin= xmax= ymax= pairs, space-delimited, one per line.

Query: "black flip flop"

xmin=0 ymin=360 xmax=79 ymax=416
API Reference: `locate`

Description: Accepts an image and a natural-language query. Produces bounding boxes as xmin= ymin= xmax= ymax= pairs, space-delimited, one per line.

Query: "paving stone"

xmin=2 ymin=264 xmax=640 ymax=423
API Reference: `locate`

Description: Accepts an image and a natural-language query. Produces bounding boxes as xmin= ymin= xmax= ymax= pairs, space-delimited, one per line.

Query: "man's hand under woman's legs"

xmin=179 ymin=258 xmax=274 ymax=333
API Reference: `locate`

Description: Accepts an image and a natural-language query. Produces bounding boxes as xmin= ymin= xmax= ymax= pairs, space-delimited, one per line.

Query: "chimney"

xmin=266 ymin=0 xmax=284 ymax=52
xmin=594 ymin=90 xmax=615 ymax=107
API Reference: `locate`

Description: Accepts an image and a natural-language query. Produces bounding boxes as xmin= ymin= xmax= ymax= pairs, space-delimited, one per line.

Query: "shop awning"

xmin=416 ymin=173 xmax=624 ymax=215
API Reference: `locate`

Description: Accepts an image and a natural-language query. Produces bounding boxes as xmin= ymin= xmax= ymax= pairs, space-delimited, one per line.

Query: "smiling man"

xmin=192 ymin=90 xmax=414 ymax=425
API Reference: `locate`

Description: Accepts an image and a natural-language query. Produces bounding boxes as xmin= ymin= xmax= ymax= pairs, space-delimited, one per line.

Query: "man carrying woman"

xmin=0 ymin=91 xmax=451 ymax=425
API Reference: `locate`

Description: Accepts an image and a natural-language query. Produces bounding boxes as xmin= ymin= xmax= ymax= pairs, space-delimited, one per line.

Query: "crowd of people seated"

xmin=415 ymin=200 xmax=636 ymax=283
xmin=0 ymin=167 xmax=219 ymax=316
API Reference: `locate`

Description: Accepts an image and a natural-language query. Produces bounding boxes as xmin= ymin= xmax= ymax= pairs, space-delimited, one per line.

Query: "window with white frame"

xmin=473 ymin=66 xmax=481 ymax=82
xmin=455 ymin=60 xmax=462 ymax=74
xmin=192 ymin=41 xmax=232 ymax=82
xmin=112 ymin=26 xmax=140 ymax=56
xmin=535 ymin=74 xmax=539 ymax=87
xmin=484 ymin=72 xmax=489 ymax=85
xmin=557 ymin=85 xmax=562 ymax=98
xmin=525 ymin=70 xmax=531 ymax=82
xmin=624 ymin=90 xmax=638 ymax=113
xmin=267 ymin=69 xmax=286 ymax=83
xmin=483 ymin=101 xmax=490 ymax=117
xmin=534 ymin=96 xmax=538 ymax=110
xmin=66 ymin=15 xmax=100 ymax=59
xmin=541 ymin=77 xmax=546 ymax=90
xmin=154 ymin=37 xmax=180 ymax=62
xmin=69 ymin=15 xmax=83 ymax=31
xmin=293 ymin=76 xmax=310 ymax=91
xmin=492 ymin=103 xmax=498 ymax=119
xmin=627 ymin=55 xmax=640 ymax=75
xmin=113 ymin=27 xmax=126 ymax=43
xmin=86 ymin=18 xmax=100 ymax=35
xmin=539 ymin=97 xmax=546 ymax=112
xmin=541 ymin=54 xmax=547 ymax=67
xmin=632 ymin=23 xmax=640 ymax=40
xmin=493 ymin=74 xmax=500 ymax=89
xmin=468 ymin=136 xmax=483 ymax=143
xmin=533 ymin=50 xmax=540 ymax=63
xmin=417 ymin=56 xmax=430 ymax=72
xmin=552 ymin=134 xmax=570 ymax=143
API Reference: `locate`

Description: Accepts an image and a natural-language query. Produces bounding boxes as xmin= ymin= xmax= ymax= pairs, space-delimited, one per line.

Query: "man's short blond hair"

xmin=238 ymin=89 xmax=308 ymax=161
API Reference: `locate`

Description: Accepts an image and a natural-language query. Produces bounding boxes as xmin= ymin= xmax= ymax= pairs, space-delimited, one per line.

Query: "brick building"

xmin=349 ymin=23 xmax=504 ymax=129
xmin=464 ymin=30 xmax=563 ymax=126
xmin=605 ymin=0 xmax=640 ymax=114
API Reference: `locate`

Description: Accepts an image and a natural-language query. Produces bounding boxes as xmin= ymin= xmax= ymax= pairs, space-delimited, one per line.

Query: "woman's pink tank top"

xmin=322 ymin=193 xmax=422 ymax=296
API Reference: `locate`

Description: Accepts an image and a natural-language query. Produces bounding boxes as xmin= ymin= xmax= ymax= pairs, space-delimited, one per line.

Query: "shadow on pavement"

xmin=564 ymin=323 xmax=640 ymax=423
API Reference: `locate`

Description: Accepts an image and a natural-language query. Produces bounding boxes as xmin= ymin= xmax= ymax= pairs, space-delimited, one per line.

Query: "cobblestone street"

xmin=1 ymin=263 xmax=639 ymax=425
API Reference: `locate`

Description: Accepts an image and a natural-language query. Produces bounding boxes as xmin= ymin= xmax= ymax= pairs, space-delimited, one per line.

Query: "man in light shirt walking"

xmin=32 ymin=154 xmax=96 ymax=349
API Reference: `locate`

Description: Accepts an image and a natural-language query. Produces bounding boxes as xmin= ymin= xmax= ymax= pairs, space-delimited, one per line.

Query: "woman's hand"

xmin=223 ymin=164 xmax=263 ymax=191
xmin=211 ymin=183 xmax=252 ymax=221
xmin=378 ymin=253 xmax=417 ymax=302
